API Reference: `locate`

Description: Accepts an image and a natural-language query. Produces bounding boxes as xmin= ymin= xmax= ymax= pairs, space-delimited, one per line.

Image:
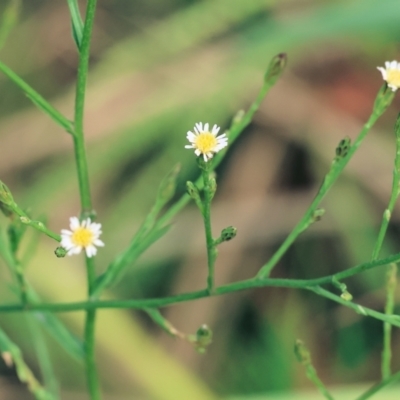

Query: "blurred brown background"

xmin=1 ymin=0 xmax=400 ymax=399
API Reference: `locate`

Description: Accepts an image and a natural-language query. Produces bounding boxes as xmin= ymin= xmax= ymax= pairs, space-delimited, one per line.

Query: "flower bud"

xmin=221 ymin=226 xmax=237 ymax=241
xmin=54 ymin=246 xmax=67 ymax=258
xmin=0 ymin=181 xmax=14 ymax=207
xmin=264 ymin=53 xmax=287 ymax=85
xmin=294 ymin=339 xmax=311 ymax=365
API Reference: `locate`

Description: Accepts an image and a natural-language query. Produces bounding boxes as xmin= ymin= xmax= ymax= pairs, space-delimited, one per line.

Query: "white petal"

xmin=69 ymin=217 xmax=80 ymax=230
xmin=195 ymin=149 xmax=201 ymax=156
xmin=211 ymin=124 xmax=220 ymax=134
xmin=94 ymin=239 xmax=105 ymax=247
xmin=185 ymin=145 xmax=194 ymax=149
xmin=204 ymin=123 xmax=209 ymax=132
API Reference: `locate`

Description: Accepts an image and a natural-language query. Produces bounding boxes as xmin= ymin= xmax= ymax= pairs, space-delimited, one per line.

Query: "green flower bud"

xmin=54 ymin=246 xmax=67 ymax=258
xmin=194 ymin=324 xmax=213 ymax=353
xmin=221 ymin=226 xmax=237 ymax=241
xmin=264 ymin=53 xmax=287 ymax=85
xmin=0 ymin=181 xmax=14 ymax=207
xmin=294 ymin=339 xmax=311 ymax=365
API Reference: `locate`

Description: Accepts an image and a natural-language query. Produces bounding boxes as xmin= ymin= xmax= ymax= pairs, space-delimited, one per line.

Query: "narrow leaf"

xmin=0 ymin=61 xmax=74 ymax=134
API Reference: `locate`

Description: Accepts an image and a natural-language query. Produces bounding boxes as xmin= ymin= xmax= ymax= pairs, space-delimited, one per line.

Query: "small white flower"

xmin=185 ymin=122 xmax=228 ymax=162
xmin=60 ymin=217 xmax=104 ymax=258
xmin=377 ymin=60 xmax=400 ymax=91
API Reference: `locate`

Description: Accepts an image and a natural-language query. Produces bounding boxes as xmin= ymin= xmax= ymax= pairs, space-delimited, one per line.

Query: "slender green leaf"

xmin=0 ymin=61 xmax=74 ymax=134
xmin=66 ymin=0 xmax=84 ymax=49
xmin=0 ymin=326 xmax=55 ymax=400
xmin=0 ymin=0 xmax=20 ymax=51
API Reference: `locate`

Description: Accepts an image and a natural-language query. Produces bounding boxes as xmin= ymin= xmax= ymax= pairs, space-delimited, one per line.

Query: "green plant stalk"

xmin=0 ymin=61 xmax=73 ymax=133
xmin=201 ymin=167 xmax=217 ymax=293
xmin=73 ymin=0 xmax=100 ymax=398
xmin=1 ymin=251 xmax=400 ymax=317
xmin=371 ymin=120 xmax=400 ymax=260
xmin=382 ymin=264 xmax=397 ymax=380
xmin=257 ymin=90 xmax=393 ymax=279
xmin=305 ymin=364 xmax=334 ymax=400
xmin=356 ymin=368 xmax=400 ymax=400
xmin=295 ymin=340 xmax=334 ymax=400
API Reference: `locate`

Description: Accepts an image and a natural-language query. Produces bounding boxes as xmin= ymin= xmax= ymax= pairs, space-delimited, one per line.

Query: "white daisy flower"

xmin=185 ymin=122 xmax=228 ymax=162
xmin=377 ymin=60 xmax=400 ymax=91
xmin=60 ymin=217 xmax=104 ymax=258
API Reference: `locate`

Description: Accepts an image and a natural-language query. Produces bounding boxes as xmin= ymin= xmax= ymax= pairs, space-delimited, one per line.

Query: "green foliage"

xmin=1 ymin=0 xmax=400 ymax=399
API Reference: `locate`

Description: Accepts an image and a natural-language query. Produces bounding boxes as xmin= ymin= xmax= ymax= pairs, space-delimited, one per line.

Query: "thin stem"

xmin=1 ymin=252 xmax=400 ymax=316
xmin=356 ymin=369 xmax=400 ymax=400
xmin=295 ymin=340 xmax=334 ymax=400
xmin=201 ymin=166 xmax=217 ymax=293
xmin=382 ymin=263 xmax=397 ymax=380
xmin=257 ymin=108 xmax=384 ymax=279
xmin=372 ymin=120 xmax=400 ymax=260
xmin=73 ymin=0 xmax=100 ymax=399
xmin=73 ymin=0 xmax=97 ymax=215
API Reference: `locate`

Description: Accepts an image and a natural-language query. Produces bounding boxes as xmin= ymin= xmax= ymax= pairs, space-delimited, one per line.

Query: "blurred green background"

xmin=1 ymin=0 xmax=400 ymax=398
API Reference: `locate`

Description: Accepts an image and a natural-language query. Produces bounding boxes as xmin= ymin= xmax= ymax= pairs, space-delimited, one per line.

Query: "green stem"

xmin=73 ymin=0 xmax=97 ymax=216
xmin=356 ymin=368 xmax=400 ymax=400
xmin=257 ymin=107 xmax=384 ymax=279
xmin=73 ymin=0 xmax=100 ymax=399
xmin=1 ymin=252 xmax=400 ymax=316
xmin=382 ymin=264 xmax=397 ymax=380
xmin=372 ymin=120 xmax=400 ymax=260
xmin=201 ymin=166 xmax=217 ymax=293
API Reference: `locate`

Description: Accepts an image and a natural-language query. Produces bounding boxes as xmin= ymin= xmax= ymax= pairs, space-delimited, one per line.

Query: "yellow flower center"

xmin=195 ymin=132 xmax=217 ymax=153
xmin=387 ymin=69 xmax=400 ymax=88
xmin=71 ymin=227 xmax=94 ymax=247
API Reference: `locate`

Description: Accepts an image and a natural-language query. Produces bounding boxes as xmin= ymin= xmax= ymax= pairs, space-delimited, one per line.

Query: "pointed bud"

xmin=264 ymin=53 xmax=287 ymax=86
xmin=0 ymin=181 xmax=14 ymax=207
xmin=294 ymin=339 xmax=311 ymax=365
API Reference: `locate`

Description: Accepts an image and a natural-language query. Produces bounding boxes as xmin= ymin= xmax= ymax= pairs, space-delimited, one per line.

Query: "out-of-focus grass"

xmin=1 ymin=0 xmax=400 ymax=398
